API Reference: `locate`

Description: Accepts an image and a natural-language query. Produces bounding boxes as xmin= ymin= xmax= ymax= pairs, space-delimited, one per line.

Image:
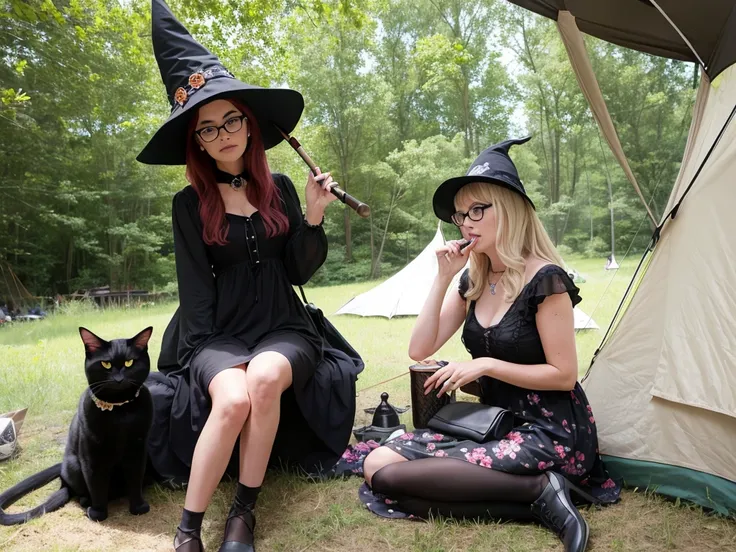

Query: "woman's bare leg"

xmin=215 ymin=353 xmax=293 ymax=549
xmin=239 ymin=351 xmax=292 ymax=485
xmin=184 ymin=366 xmax=251 ymax=511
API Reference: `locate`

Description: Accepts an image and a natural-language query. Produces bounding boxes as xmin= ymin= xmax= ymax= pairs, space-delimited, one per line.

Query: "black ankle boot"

xmin=174 ymin=527 xmax=205 ymax=552
xmin=218 ymin=506 xmax=255 ymax=552
xmin=531 ymin=472 xmax=596 ymax=552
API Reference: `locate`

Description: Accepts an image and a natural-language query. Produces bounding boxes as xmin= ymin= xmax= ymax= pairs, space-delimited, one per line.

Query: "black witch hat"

xmin=432 ymin=136 xmax=535 ymax=223
xmin=137 ymin=0 xmax=304 ymax=165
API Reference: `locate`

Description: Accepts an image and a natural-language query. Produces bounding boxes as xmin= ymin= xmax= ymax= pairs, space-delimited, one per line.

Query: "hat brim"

xmin=136 ymin=79 xmax=304 ymax=165
xmin=432 ymin=175 xmax=535 ymax=223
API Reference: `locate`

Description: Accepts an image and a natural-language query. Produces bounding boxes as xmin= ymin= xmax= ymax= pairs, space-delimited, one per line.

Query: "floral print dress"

xmin=367 ymin=265 xmax=620 ymax=517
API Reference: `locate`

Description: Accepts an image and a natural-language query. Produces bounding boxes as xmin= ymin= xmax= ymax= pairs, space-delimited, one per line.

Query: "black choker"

xmin=214 ymin=167 xmax=249 ymax=190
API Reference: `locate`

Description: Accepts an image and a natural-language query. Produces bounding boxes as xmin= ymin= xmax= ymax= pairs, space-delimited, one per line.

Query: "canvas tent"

xmin=336 ymin=223 xmax=600 ymax=330
xmin=504 ymin=1 xmax=736 ymax=514
xmin=336 ymin=224 xmax=448 ymax=319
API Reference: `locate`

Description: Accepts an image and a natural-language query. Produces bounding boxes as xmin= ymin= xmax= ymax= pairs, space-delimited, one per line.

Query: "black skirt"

xmin=190 ymin=332 xmax=319 ymax=395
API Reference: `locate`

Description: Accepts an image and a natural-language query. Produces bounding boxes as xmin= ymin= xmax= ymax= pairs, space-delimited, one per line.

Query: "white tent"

xmin=574 ymin=307 xmax=599 ymax=331
xmin=336 ymin=224 xmax=448 ymax=319
xmin=336 ymin=223 xmax=600 ymax=331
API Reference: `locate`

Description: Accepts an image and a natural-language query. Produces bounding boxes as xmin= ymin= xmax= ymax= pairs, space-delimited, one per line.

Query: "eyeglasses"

xmin=451 ymin=203 xmax=493 ymax=226
xmin=195 ymin=115 xmax=248 ymax=143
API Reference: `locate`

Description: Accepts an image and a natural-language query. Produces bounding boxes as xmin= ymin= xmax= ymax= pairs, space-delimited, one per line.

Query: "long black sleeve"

xmin=171 ymin=189 xmax=217 ymax=361
xmin=277 ymin=174 xmax=328 ymax=286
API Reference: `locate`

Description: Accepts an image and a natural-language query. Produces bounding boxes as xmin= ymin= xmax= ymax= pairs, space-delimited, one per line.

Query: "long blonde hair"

xmin=456 ymin=182 xmax=564 ymax=303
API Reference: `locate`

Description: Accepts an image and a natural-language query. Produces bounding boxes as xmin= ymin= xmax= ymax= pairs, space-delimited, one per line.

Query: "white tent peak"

xmin=336 ymin=222 xmax=449 ymax=319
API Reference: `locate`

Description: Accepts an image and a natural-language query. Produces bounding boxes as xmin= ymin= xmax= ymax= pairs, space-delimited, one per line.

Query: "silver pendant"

xmin=230 ymin=176 xmax=245 ymax=190
xmin=490 ymin=282 xmax=497 ymax=295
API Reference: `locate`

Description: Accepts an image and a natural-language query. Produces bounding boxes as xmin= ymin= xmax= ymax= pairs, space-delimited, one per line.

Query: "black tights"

xmin=371 ymin=457 xmax=547 ymax=520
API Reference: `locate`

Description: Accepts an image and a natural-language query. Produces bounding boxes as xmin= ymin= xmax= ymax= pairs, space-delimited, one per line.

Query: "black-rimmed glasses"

xmin=451 ymin=203 xmax=493 ymax=226
xmin=195 ymin=115 xmax=248 ymax=143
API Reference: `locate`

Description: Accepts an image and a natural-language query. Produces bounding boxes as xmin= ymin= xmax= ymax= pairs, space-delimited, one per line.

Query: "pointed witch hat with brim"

xmin=137 ymin=0 xmax=304 ymax=165
xmin=432 ymin=136 xmax=536 ymax=223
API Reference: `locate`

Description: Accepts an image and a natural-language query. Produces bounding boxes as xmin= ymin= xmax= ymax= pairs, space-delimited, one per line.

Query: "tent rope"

xmin=581 ymin=155 xmax=683 ymax=376
xmin=655 ymin=100 xmax=736 ymax=239
xmin=648 ymin=1 xmax=707 ymax=70
xmin=357 ymin=372 xmax=410 ymax=396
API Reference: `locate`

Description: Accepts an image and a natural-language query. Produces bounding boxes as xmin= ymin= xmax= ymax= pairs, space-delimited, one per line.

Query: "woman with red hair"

xmin=138 ymin=3 xmax=363 ymax=551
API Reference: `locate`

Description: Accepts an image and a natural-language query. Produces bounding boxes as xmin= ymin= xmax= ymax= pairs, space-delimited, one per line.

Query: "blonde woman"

xmin=362 ymin=138 xmax=620 ymax=552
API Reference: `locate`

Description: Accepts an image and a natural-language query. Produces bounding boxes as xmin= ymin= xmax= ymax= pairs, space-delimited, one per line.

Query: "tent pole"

xmin=596 ymin=131 xmax=616 ymax=260
xmin=649 ymin=1 xmax=707 ymax=71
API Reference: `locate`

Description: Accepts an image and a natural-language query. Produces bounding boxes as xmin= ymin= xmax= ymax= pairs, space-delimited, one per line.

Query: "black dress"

xmin=145 ymin=173 xmax=363 ymax=485
xmin=373 ymin=265 xmax=621 ymax=510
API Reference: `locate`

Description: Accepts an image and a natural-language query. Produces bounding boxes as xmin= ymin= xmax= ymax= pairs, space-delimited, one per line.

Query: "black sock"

xmin=179 ymin=508 xmax=205 ymax=533
xmin=233 ymin=482 xmax=261 ymax=512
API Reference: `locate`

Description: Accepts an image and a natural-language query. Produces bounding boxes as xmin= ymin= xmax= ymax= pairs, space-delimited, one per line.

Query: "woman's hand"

xmin=305 ymin=166 xmax=337 ymax=225
xmin=424 ymin=358 xmax=488 ymax=398
xmin=436 ymin=238 xmax=477 ymax=280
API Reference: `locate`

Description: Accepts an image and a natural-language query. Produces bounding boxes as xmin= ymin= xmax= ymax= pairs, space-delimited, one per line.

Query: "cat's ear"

xmin=130 ymin=326 xmax=153 ymax=350
xmin=79 ymin=327 xmax=107 ymax=353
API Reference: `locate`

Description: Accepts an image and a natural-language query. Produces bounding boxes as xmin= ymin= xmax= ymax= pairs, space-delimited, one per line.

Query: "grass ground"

xmin=1 ymin=254 xmax=734 ymax=551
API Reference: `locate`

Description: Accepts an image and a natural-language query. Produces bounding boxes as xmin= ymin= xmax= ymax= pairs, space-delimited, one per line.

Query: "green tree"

xmin=285 ymin=0 xmax=386 ymax=262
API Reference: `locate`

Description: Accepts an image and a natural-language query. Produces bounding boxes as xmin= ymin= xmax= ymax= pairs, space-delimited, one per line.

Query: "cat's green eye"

xmin=101 ymin=361 xmax=112 ymax=369
xmin=125 ymin=359 xmax=134 ymax=367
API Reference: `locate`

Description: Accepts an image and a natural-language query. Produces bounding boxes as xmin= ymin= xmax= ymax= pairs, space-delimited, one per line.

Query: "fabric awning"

xmin=508 ymin=0 xmax=736 ymax=80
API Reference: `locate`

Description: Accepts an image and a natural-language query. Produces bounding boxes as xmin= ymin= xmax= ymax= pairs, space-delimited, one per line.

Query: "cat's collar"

xmin=90 ymin=387 xmax=141 ymax=411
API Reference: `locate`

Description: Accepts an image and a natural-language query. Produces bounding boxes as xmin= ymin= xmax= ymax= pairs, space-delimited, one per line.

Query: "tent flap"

xmin=555 ymin=11 xmax=657 ymax=224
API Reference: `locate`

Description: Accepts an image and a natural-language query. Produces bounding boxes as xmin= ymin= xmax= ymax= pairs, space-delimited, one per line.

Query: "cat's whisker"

xmin=88 ymin=382 xmax=119 ymax=394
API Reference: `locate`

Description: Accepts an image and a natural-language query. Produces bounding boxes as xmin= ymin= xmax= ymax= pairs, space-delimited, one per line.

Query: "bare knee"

xmin=363 ymin=447 xmax=405 ymax=486
xmin=210 ymin=367 xmax=251 ymax=428
xmin=247 ymin=354 xmax=291 ymax=407
xmin=212 ymin=392 xmax=251 ymax=428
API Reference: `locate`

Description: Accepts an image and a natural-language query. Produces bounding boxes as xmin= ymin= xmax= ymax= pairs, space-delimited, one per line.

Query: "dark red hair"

xmin=185 ymin=98 xmax=289 ymax=245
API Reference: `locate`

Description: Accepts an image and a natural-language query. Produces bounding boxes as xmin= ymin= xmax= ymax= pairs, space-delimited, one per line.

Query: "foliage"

xmin=0 ymin=0 xmax=695 ymax=297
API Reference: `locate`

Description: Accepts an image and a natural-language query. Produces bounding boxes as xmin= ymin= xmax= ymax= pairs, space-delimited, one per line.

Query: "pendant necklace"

xmin=489 ymin=268 xmax=505 ymax=296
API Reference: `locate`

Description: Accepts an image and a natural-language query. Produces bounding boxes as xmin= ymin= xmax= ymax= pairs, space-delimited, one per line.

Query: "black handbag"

xmin=427 ymin=401 xmax=514 ymax=443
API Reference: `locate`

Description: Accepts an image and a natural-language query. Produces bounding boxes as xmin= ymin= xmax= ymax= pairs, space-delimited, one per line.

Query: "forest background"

xmin=0 ymin=0 xmax=697 ymax=297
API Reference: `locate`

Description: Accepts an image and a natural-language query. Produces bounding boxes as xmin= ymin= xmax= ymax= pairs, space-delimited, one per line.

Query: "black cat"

xmin=0 ymin=326 xmax=154 ymax=525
